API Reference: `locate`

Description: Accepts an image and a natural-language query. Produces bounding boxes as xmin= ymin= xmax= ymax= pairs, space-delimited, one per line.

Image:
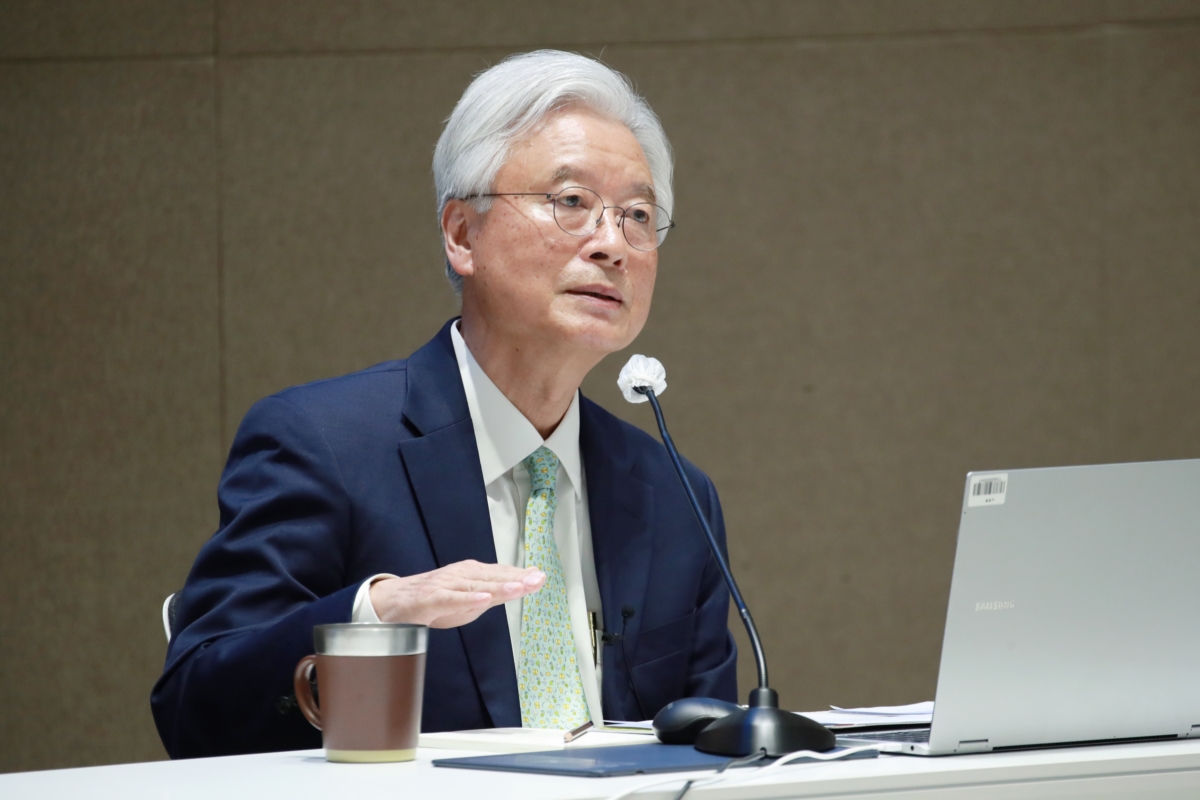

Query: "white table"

xmin=3 ymin=739 xmax=1200 ymax=799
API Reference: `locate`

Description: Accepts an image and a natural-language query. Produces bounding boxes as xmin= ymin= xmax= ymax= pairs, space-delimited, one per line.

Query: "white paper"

xmin=797 ymin=701 xmax=933 ymax=728
xmin=419 ymin=726 xmax=649 ymax=753
xmin=600 ymin=719 xmax=655 ymax=731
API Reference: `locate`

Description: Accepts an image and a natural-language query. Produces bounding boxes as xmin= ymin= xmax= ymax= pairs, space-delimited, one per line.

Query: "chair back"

xmin=162 ymin=593 xmax=180 ymax=643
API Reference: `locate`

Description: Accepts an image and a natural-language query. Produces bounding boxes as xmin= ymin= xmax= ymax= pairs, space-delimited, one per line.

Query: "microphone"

xmin=617 ymin=355 xmax=834 ymax=756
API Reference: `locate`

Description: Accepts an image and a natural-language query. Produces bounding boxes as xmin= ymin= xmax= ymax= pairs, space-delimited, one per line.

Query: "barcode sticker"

xmin=967 ymin=473 xmax=1008 ymax=507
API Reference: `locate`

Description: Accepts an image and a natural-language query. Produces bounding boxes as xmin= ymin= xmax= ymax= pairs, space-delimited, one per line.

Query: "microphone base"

xmin=693 ymin=688 xmax=836 ymax=757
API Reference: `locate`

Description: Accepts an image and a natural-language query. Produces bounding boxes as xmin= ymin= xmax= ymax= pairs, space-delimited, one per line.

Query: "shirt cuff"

xmin=351 ymin=574 xmax=399 ymax=623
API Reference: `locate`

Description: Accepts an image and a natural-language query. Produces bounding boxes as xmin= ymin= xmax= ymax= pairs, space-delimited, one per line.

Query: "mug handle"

xmin=293 ymin=655 xmax=321 ymax=730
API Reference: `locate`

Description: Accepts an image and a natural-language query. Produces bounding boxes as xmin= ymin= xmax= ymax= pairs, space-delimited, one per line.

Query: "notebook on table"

xmin=432 ymin=742 xmax=876 ymax=777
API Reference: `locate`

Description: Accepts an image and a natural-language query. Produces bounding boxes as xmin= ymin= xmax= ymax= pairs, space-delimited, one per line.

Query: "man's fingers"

xmin=464 ymin=579 xmax=540 ymax=600
xmin=449 ymin=572 xmax=545 ymax=597
xmin=423 ymin=573 xmax=546 ymax=616
xmin=450 ymin=561 xmax=545 ymax=584
xmin=372 ymin=562 xmax=548 ymax=627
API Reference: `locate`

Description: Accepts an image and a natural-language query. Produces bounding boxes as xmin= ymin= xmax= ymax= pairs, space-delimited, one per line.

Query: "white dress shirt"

xmin=352 ymin=321 xmax=604 ymax=723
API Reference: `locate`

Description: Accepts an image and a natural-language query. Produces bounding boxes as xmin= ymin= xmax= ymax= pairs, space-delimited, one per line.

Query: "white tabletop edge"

xmin=1 ymin=739 xmax=1198 ymax=800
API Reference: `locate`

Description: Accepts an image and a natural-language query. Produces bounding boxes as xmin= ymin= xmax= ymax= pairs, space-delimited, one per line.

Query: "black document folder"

xmin=432 ymin=742 xmax=876 ymax=777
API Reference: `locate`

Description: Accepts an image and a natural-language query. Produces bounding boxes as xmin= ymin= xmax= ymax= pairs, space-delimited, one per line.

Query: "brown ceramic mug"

xmin=294 ymin=623 xmax=428 ymax=762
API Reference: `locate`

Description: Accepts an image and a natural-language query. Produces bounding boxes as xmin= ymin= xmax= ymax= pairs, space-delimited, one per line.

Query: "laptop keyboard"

xmin=840 ymin=728 xmax=931 ymax=744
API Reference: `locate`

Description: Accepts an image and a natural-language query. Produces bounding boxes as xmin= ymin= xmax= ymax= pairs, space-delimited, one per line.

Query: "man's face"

xmin=452 ymin=108 xmax=659 ymax=359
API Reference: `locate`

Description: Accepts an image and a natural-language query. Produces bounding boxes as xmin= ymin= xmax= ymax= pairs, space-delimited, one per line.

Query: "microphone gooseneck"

xmin=637 ymin=387 xmax=768 ymax=690
xmin=634 ymin=383 xmax=835 ymax=756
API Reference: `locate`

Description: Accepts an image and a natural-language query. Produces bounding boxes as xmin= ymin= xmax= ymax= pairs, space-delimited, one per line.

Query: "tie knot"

xmin=523 ymin=446 xmax=559 ymax=493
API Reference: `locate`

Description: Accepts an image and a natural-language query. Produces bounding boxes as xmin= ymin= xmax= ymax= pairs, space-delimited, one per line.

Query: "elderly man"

xmin=152 ymin=50 xmax=737 ymax=758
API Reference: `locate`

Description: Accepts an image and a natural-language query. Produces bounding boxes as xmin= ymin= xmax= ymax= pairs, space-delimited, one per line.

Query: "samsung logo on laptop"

xmin=975 ymin=601 xmax=1015 ymax=611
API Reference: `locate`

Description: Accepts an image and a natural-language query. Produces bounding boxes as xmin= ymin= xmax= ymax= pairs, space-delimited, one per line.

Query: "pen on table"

xmin=564 ymin=720 xmax=593 ymax=743
xmin=588 ymin=611 xmax=600 ymax=666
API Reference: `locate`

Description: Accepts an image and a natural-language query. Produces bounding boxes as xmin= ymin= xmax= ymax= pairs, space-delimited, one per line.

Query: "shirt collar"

xmin=450 ymin=321 xmax=582 ymax=498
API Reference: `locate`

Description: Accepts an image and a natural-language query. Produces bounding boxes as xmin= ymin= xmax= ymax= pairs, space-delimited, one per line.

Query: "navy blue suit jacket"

xmin=151 ymin=321 xmax=737 ymax=758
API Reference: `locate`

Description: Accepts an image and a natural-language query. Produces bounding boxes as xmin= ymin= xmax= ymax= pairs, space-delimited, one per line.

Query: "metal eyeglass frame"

xmin=460 ymin=186 xmax=676 ymax=251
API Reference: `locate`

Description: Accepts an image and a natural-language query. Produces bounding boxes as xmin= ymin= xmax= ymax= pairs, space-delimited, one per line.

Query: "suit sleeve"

xmin=683 ymin=462 xmax=740 ymax=704
xmin=151 ymin=395 xmax=360 ymax=758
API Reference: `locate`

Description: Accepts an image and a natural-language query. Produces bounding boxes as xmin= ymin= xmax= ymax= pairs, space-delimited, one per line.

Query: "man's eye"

xmin=628 ymin=208 xmax=651 ymax=224
xmin=557 ymin=194 xmax=583 ymax=208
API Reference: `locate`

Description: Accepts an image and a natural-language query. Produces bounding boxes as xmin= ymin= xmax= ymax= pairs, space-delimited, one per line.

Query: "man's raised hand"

xmin=368 ymin=560 xmax=546 ymax=629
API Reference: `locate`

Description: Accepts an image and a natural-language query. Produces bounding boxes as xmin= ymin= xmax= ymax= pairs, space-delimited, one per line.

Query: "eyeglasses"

xmin=462 ymin=186 xmax=675 ymax=251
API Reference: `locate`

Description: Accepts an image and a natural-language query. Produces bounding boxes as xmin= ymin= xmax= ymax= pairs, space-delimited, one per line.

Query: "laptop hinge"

xmin=957 ymin=739 xmax=991 ymax=753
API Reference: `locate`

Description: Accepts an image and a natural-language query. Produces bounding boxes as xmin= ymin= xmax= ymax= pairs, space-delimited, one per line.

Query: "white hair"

xmin=433 ymin=50 xmax=674 ymax=294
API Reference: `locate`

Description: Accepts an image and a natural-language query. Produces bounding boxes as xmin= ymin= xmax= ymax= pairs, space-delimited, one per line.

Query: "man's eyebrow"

xmin=548 ymin=166 xmax=658 ymax=203
xmin=632 ymin=182 xmax=657 ymax=203
xmin=549 ymin=165 xmax=578 ymax=185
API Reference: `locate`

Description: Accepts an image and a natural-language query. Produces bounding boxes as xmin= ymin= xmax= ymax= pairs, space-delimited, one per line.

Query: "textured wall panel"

xmin=1107 ymin=0 xmax=1200 ymax=21
xmin=219 ymin=53 xmax=463 ymax=439
xmin=1107 ymin=28 xmax=1200 ymax=459
xmin=583 ymin=33 xmax=1109 ymax=707
xmin=0 ymin=61 xmax=220 ymax=772
xmin=218 ymin=0 xmax=1114 ymax=55
xmin=0 ymin=0 xmax=213 ymax=59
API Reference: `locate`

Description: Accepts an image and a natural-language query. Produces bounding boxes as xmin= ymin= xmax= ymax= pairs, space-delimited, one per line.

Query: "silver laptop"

xmin=839 ymin=459 xmax=1200 ymax=755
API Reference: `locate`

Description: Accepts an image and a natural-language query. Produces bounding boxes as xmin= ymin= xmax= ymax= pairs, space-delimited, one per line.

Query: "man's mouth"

xmin=567 ymin=285 xmax=623 ymax=305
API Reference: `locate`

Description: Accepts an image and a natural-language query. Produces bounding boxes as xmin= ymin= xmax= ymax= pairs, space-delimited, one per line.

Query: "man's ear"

xmin=441 ymin=199 xmax=476 ymax=279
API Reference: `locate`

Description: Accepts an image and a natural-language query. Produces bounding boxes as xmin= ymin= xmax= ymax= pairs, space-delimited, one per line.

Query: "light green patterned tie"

xmin=517 ymin=446 xmax=591 ymax=729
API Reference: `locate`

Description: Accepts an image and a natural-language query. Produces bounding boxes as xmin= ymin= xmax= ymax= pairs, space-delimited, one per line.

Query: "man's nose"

xmin=586 ymin=208 xmax=627 ymax=268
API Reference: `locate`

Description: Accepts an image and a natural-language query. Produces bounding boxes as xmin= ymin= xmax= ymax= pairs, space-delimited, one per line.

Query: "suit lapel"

xmin=397 ymin=321 xmax=521 ymax=727
xmin=580 ymin=398 xmax=654 ymax=718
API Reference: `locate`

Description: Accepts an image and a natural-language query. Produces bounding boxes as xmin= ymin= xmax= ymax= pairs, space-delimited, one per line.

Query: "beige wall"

xmin=3 ymin=0 xmax=1199 ymax=774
